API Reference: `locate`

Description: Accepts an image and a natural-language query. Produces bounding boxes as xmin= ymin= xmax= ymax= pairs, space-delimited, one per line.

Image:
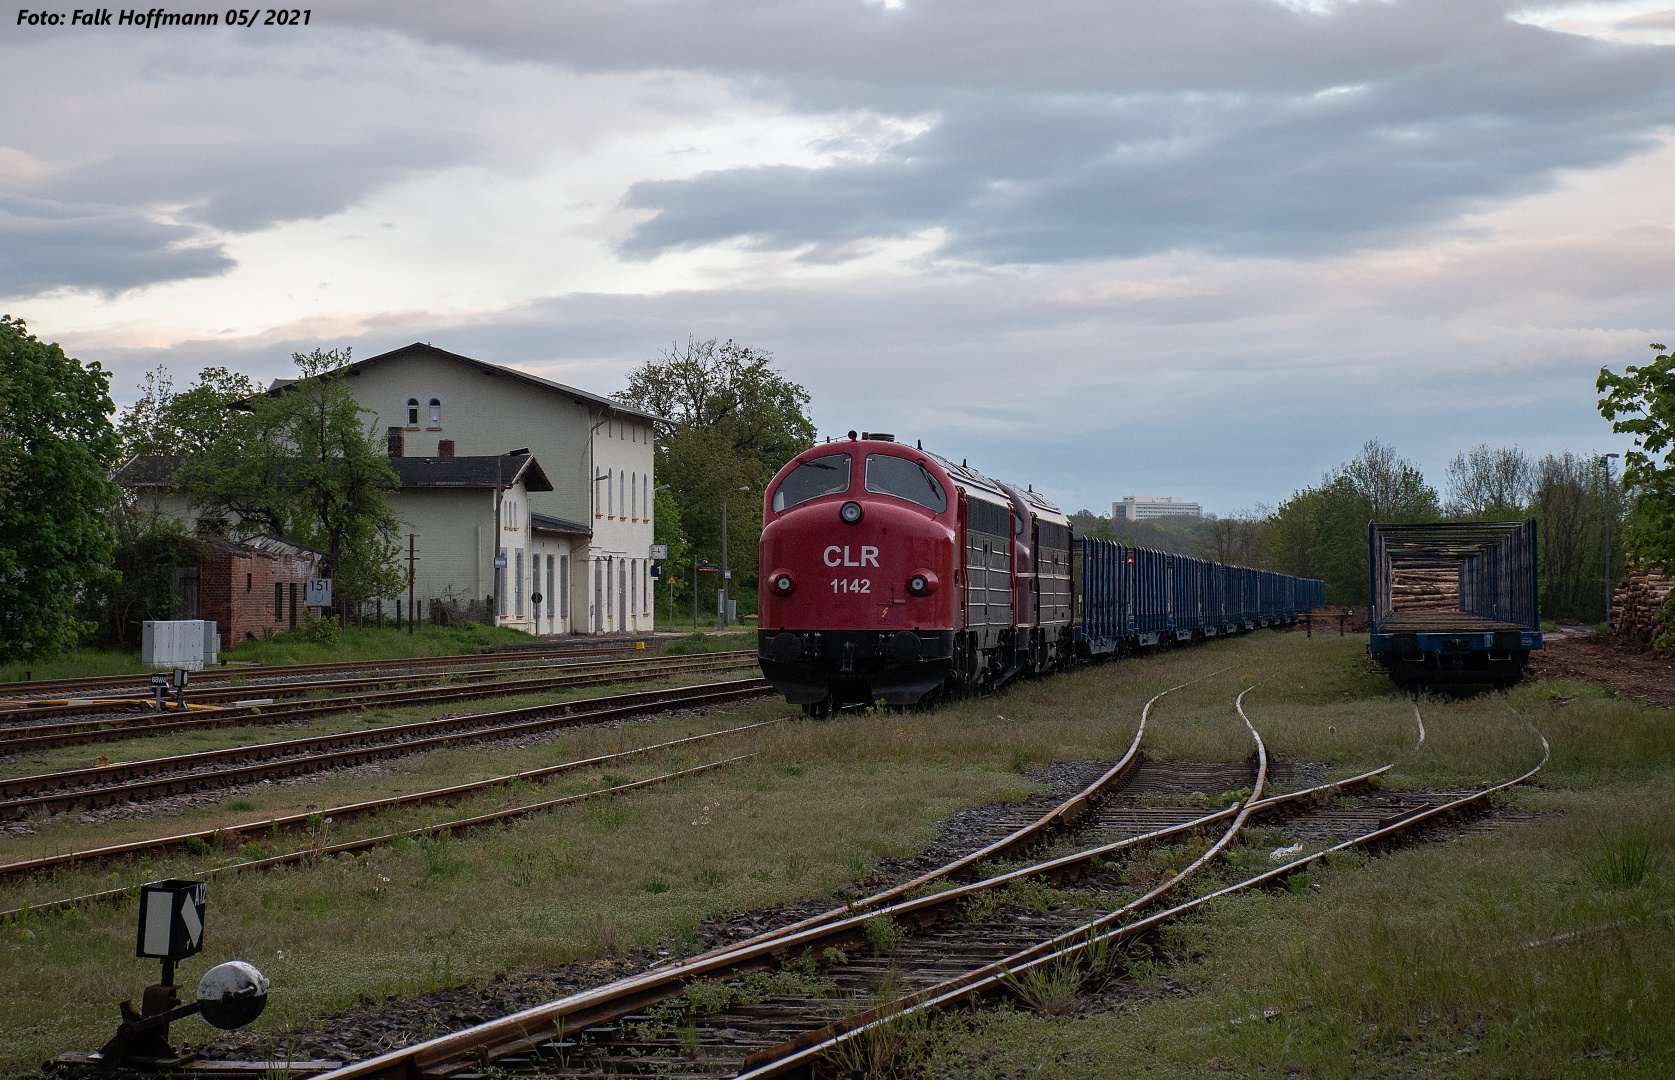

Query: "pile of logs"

xmin=1390 ymin=567 xmax=1461 ymax=613
xmin=1612 ymin=570 xmax=1673 ymax=647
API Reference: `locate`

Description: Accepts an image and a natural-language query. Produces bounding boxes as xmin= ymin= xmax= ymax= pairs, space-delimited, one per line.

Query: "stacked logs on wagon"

xmin=1390 ymin=568 xmax=1461 ymax=613
xmin=1612 ymin=569 xmax=1673 ymax=647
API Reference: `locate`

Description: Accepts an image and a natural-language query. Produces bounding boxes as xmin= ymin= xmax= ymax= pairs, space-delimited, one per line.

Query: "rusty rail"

xmin=0 ymin=653 xmax=741 ymax=724
xmin=739 ymin=723 xmax=1548 ymax=1077
xmin=0 ymin=643 xmax=645 ymax=701
xmin=305 ymin=679 xmax=1357 ymax=1080
xmin=0 ymin=679 xmax=771 ymax=818
xmin=0 ymin=720 xmax=781 ymax=885
xmin=7 ymin=752 xmax=762 ymax=922
xmin=0 ymin=653 xmax=755 ymax=754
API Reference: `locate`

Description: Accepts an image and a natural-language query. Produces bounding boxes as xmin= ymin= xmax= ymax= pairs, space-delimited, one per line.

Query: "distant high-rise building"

xmin=1114 ymin=496 xmax=1202 ymax=521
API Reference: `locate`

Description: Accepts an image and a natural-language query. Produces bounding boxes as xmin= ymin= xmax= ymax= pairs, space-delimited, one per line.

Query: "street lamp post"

xmin=720 ymin=485 xmax=749 ymax=629
xmin=1604 ymin=453 xmax=1619 ymax=630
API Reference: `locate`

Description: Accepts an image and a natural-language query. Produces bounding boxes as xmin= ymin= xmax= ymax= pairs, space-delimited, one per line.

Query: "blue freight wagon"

xmin=1367 ymin=520 xmax=1543 ymax=687
xmin=1074 ymin=538 xmax=1323 ymax=657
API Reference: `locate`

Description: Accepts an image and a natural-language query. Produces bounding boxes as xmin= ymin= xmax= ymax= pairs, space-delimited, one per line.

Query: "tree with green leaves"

xmin=186 ymin=347 xmax=403 ymax=611
xmin=0 ymin=316 xmax=122 ymax=659
xmin=1529 ymin=451 xmax=1625 ymax=622
xmin=76 ymin=503 xmax=207 ymax=646
xmin=616 ymin=337 xmax=816 ymax=591
xmin=1267 ymin=440 xmax=1440 ymax=604
xmin=651 ymin=486 xmax=692 ymax=620
xmin=1443 ymin=444 xmax=1534 ymax=521
xmin=1599 ymin=343 xmax=1675 ymax=574
xmin=116 ymin=364 xmax=262 ymax=460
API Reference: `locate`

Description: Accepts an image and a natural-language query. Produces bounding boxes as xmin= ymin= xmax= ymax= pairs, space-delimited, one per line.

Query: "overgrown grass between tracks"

xmin=5 ymin=630 xmax=1668 ymax=1077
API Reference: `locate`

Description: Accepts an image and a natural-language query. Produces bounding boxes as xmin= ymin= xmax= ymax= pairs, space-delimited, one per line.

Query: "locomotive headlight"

xmin=907 ymin=569 xmax=939 ymax=596
xmin=840 ymin=501 xmax=863 ymax=524
xmin=771 ymin=570 xmax=796 ymax=596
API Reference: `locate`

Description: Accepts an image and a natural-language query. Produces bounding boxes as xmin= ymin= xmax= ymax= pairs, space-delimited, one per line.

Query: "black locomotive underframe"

xmin=759 ymin=628 xmax=957 ymax=707
xmin=758 ymin=623 xmax=1076 ymax=710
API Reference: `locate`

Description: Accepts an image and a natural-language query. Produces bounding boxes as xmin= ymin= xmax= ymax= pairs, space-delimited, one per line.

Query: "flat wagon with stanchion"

xmin=1367 ymin=519 xmax=1544 ymax=687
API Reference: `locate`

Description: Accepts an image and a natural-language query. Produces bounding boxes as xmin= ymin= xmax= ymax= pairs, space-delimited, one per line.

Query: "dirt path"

xmin=1529 ymin=630 xmax=1675 ymax=708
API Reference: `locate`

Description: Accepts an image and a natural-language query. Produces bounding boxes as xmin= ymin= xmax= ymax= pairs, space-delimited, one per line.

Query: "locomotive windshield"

xmin=864 ymin=454 xmax=947 ymax=512
xmin=771 ymin=453 xmax=852 ymax=512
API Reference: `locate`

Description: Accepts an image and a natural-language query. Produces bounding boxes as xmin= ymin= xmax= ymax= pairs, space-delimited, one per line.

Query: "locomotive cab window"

xmin=864 ymin=454 xmax=946 ymax=513
xmin=772 ymin=453 xmax=852 ymax=512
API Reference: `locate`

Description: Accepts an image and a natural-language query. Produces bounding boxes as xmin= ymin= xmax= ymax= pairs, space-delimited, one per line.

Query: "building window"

xmin=274 ymin=582 xmax=283 ymax=620
xmin=246 ymin=572 xmax=252 ymax=591
xmin=631 ymin=558 xmax=637 ymax=614
xmin=497 ymin=548 xmax=507 ymax=617
xmin=631 ymin=472 xmax=637 ymax=518
xmin=515 ymin=549 xmax=524 ymax=618
xmin=560 ymin=555 xmax=569 ymax=618
xmin=546 ymin=554 xmax=555 ymax=620
xmin=407 ymin=398 xmax=419 ymax=425
xmin=429 ymin=398 xmax=441 ymax=424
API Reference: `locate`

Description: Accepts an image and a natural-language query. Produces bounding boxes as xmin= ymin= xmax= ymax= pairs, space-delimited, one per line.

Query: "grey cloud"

xmin=0 ymin=192 xmax=232 ymax=296
xmin=78 ymin=269 xmax=1657 ymax=514
xmin=51 ymin=129 xmax=477 ymax=233
xmin=328 ymin=0 xmax=1675 ymax=264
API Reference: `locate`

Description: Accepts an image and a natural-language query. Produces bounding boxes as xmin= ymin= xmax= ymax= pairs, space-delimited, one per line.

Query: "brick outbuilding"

xmin=199 ymin=535 xmax=323 ymax=650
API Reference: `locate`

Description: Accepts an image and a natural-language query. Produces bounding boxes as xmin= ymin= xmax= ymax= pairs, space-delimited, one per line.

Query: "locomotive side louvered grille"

xmin=967 ymin=497 xmax=1010 ymax=538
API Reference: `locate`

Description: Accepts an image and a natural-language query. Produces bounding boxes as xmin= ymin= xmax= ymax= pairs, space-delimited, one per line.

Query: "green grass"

xmin=0 ymin=666 xmax=758 ymax=781
xmin=0 ymin=623 xmax=546 ymax=686
xmin=0 ymin=648 xmax=158 ymax=685
xmin=2 ymin=630 xmax=1671 ymax=1077
xmin=218 ymin=621 xmax=541 ymax=667
xmin=661 ymin=631 xmax=755 ymax=655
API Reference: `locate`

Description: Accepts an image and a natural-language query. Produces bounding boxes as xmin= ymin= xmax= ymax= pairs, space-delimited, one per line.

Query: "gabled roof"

xmin=388 ymin=454 xmax=554 ymax=492
xmin=531 ymin=512 xmax=592 ymax=536
xmin=114 ymin=454 xmax=184 ymax=487
xmin=271 ymin=342 xmax=661 ymax=423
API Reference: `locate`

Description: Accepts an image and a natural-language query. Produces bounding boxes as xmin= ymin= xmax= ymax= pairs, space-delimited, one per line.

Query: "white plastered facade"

xmin=344 ymin=344 xmax=657 ymax=635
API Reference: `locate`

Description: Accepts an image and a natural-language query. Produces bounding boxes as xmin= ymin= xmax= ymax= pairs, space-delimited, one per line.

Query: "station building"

xmin=115 ymin=342 xmax=661 ymax=637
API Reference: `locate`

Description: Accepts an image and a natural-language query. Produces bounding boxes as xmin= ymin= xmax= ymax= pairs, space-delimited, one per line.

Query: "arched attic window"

xmin=406 ymin=398 xmax=419 ymax=425
xmin=429 ymin=398 xmax=442 ymax=424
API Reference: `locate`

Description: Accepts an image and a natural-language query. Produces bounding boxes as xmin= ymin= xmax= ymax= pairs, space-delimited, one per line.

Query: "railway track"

xmin=0 ymin=677 xmax=772 ymax=819
xmin=0 ymin=651 xmax=729 ymax=725
xmin=0 ymin=720 xmax=782 ymax=887
xmin=0 ymin=642 xmax=649 ymax=702
xmin=0 ymin=652 xmax=756 ymax=756
xmin=275 ymin=686 xmax=1543 ymax=1080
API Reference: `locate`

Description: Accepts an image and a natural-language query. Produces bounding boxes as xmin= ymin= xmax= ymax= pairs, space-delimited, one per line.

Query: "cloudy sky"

xmin=4 ymin=0 xmax=1672 ymax=515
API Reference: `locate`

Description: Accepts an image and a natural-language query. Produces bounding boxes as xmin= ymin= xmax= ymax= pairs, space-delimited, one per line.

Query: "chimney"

xmin=438 ymin=439 xmax=455 ymax=458
xmin=387 ymin=427 xmax=404 ymax=457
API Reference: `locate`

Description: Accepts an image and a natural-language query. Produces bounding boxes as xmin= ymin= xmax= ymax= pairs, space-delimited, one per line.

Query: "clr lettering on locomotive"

xmin=822 ymin=545 xmax=878 ymax=567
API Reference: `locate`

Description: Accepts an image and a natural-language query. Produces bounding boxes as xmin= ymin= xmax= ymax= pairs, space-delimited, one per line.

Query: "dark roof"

xmin=531 ymin=512 xmax=592 ymax=536
xmin=114 ymin=452 xmax=553 ymax=495
xmin=113 ymin=455 xmax=184 ymax=487
xmin=201 ymin=534 xmax=326 ymax=559
xmin=388 ymin=454 xmax=553 ymax=492
xmin=266 ymin=342 xmax=660 ymax=423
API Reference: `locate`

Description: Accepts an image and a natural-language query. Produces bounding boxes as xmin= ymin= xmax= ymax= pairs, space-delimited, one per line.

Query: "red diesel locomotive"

xmin=757 ymin=432 xmax=1073 ymax=715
